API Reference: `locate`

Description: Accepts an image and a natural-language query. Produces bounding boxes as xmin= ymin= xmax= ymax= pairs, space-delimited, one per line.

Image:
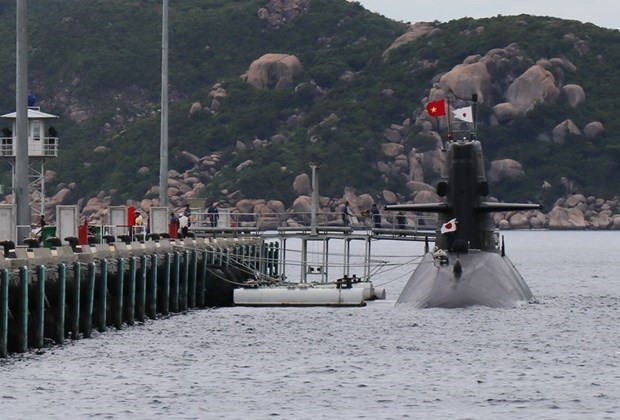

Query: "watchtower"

xmin=0 ymin=107 xmax=59 ymax=218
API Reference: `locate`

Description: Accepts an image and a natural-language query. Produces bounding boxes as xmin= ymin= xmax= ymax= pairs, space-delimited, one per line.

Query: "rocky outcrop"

xmin=488 ymin=159 xmax=525 ymax=185
xmin=505 ymin=65 xmax=560 ymax=114
xmin=257 ymin=0 xmax=310 ymax=28
xmin=245 ymin=53 xmax=303 ymax=89
xmin=383 ymin=22 xmax=438 ymax=55
xmin=439 ymin=61 xmax=492 ymax=104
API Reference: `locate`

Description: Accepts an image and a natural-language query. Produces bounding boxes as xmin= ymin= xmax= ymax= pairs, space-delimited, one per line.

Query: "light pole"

xmin=15 ymin=0 xmax=30 ymax=242
xmin=159 ymin=0 xmax=169 ymax=208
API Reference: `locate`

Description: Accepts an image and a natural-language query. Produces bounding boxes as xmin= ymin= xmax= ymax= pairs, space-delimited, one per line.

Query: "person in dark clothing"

xmin=396 ymin=212 xmax=407 ymax=236
xmin=370 ymin=203 xmax=381 ymax=229
xmin=39 ymin=215 xmax=46 ymax=227
xmin=342 ymin=201 xmax=350 ymax=227
xmin=207 ymin=203 xmax=219 ymax=227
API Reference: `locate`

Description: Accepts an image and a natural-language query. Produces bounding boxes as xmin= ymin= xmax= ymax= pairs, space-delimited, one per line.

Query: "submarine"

xmin=385 ymin=99 xmax=541 ymax=308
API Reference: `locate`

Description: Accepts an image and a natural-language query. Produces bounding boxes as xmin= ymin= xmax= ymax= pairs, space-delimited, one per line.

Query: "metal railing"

xmin=187 ymin=210 xmax=437 ymax=233
xmin=0 ymin=136 xmax=59 ymax=157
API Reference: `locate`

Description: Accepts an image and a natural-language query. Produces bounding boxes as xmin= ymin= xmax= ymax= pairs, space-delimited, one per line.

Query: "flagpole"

xmin=446 ymin=97 xmax=453 ymax=142
xmin=471 ymin=94 xmax=478 ymax=140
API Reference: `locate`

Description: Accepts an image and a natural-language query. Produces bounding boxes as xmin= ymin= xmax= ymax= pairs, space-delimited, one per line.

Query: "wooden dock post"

xmin=1 ymin=269 xmax=8 ymax=357
xmin=17 ymin=267 xmax=29 ymax=352
xmin=56 ymin=264 xmax=67 ymax=345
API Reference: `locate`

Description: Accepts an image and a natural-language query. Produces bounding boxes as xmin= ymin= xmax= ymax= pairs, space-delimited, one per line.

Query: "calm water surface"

xmin=1 ymin=231 xmax=619 ymax=419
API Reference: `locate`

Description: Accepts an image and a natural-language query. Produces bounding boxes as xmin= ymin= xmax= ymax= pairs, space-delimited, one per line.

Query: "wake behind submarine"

xmin=386 ymin=99 xmax=541 ymax=308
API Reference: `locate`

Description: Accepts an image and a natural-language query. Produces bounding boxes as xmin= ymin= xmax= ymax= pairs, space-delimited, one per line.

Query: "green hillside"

xmin=0 ymin=0 xmax=618 ymax=209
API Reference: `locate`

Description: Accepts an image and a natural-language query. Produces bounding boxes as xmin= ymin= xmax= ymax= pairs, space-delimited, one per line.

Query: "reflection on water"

xmin=1 ymin=231 xmax=619 ymax=419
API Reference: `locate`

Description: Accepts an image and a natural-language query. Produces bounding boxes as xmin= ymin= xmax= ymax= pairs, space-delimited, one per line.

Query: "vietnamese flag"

xmin=426 ymin=99 xmax=446 ymax=117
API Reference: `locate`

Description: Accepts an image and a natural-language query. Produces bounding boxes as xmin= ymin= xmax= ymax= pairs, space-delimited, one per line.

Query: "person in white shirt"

xmin=178 ymin=213 xmax=189 ymax=238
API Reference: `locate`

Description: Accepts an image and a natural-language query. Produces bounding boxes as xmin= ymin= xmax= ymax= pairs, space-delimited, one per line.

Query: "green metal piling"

xmin=1 ymin=269 xmax=8 ymax=357
xmin=197 ymin=250 xmax=207 ymax=307
xmin=83 ymin=262 xmax=96 ymax=338
xmin=180 ymin=250 xmax=189 ymax=311
xmin=113 ymin=258 xmax=125 ymax=330
xmin=162 ymin=253 xmax=170 ymax=315
xmin=188 ymin=249 xmax=197 ymax=308
xmin=136 ymin=255 xmax=147 ymax=322
xmin=147 ymin=254 xmax=158 ymax=319
xmin=96 ymin=259 xmax=108 ymax=333
xmin=171 ymin=251 xmax=180 ymax=312
xmin=34 ymin=266 xmax=46 ymax=349
xmin=17 ymin=267 xmax=29 ymax=352
xmin=127 ymin=257 xmax=136 ymax=325
xmin=56 ymin=264 xmax=66 ymax=345
xmin=71 ymin=262 xmax=81 ymax=339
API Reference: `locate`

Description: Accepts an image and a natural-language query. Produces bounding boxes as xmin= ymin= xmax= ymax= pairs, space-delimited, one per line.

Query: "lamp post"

xmin=159 ymin=0 xmax=169 ymax=208
xmin=15 ymin=0 xmax=30 ymax=243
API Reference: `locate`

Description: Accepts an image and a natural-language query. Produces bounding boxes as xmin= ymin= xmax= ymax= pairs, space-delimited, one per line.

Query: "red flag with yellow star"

xmin=426 ymin=99 xmax=446 ymax=117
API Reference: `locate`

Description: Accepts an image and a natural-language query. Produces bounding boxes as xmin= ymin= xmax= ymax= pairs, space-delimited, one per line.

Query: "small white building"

xmin=0 ymin=107 xmax=59 ymax=157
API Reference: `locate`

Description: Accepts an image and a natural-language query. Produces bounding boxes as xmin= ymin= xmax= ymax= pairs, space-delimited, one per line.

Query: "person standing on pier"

xmin=207 ymin=203 xmax=219 ymax=228
xmin=178 ymin=212 xmax=189 ymax=238
xmin=370 ymin=203 xmax=381 ymax=229
xmin=342 ymin=201 xmax=351 ymax=227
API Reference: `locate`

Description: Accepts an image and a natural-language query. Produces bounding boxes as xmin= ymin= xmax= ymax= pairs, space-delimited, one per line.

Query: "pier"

xmin=0 ymin=236 xmax=275 ymax=357
xmin=0 ymin=207 xmax=436 ymax=358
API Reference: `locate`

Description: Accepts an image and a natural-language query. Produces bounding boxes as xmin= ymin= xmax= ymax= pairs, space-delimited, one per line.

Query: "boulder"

xmin=293 ymin=173 xmax=311 ymax=195
xmin=509 ymin=212 xmax=530 ymax=229
xmin=552 ymin=119 xmax=581 ymax=144
xmin=548 ymin=206 xmax=587 ymax=229
xmin=245 ymin=53 xmax=303 ymax=89
xmin=583 ymin=121 xmax=604 ymax=139
xmin=488 ymin=159 xmax=524 ymax=185
xmin=439 ymin=61 xmax=492 ymax=103
xmin=565 ymin=194 xmax=586 ymax=208
xmin=382 ymin=190 xmax=398 ymax=204
xmin=505 ymin=64 xmax=560 ymax=114
xmin=562 ymin=84 xmax=586 ymax=108
xmin=257 ymin=0 xmax=310 ymax=27
xmin=383 ymin=22 xmax=438 ymax=55
xmin=291 ymin=195 xmax=312 ymax=215
xmin=412 ymin=190 xmax=441 ymax=204
xmin=381 ymin=142 xmax=404 ymax=158
xmin=492 ymin=102 xmax=519 ymax=123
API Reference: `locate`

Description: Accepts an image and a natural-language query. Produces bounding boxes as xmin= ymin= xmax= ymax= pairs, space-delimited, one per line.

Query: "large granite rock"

xmin=245 ymin=53 xmax=303 ymax=89
xmin=548 ymin=206 xmax=587 ymax=229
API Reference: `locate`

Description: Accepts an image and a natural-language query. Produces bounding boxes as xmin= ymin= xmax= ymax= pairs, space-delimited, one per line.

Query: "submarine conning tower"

xmin=434 ymin=140 xmax=497 ymax=252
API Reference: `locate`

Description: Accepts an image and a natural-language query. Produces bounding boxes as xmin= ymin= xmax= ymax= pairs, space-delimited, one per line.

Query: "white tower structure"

xmin=1 ymin=107 xmax=59 ymax=220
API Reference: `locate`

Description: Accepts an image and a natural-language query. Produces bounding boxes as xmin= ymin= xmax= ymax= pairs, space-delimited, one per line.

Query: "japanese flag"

xmin=441 ymin=218 xmax=457 ymax=233
xmin=452 ymin=106 xmax=473 ymax=123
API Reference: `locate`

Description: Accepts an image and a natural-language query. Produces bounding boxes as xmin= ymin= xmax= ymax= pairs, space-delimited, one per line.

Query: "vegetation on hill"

xmin=0 ymin=0 xmax=618 ymax=210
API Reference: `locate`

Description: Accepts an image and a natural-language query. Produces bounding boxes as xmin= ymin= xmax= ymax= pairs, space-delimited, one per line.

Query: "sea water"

xmin=0 ymin=231 xmax=618 ymax=419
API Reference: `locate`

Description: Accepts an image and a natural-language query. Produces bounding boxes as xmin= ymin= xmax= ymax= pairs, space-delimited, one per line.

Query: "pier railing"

xmin=187 ymin=210 xmax=437 ymax=234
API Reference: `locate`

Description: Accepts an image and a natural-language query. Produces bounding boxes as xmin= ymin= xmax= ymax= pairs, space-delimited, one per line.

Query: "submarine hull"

xmin=396 ymin=250 xmax=535 ymax=308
